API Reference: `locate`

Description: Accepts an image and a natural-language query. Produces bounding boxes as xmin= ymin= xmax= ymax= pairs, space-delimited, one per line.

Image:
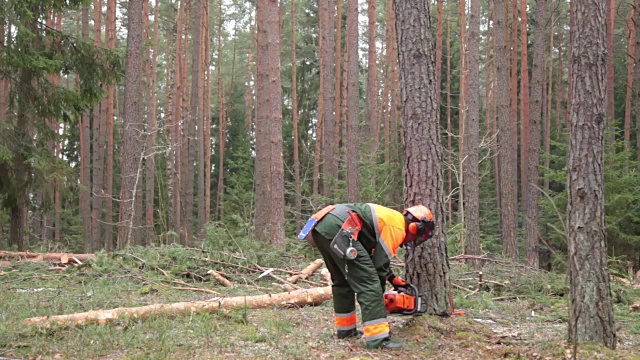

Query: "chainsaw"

xmin=384 ymin=283 xmax=427 ymax=315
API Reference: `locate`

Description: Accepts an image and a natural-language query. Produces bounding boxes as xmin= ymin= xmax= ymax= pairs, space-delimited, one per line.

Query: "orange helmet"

xmin=403 ymin=205 xmax=435 ymax=247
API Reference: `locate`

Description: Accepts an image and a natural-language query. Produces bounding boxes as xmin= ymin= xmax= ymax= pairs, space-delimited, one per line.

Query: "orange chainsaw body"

xmin=384 ymin=291 xmax=417 ymax=313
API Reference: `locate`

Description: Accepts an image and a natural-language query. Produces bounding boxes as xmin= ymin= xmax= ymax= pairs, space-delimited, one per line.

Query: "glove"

xmin=387 ymin=274 xmax=408 ymax=291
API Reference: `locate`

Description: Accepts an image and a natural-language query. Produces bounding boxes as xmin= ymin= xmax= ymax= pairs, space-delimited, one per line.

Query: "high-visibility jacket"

xmin=313 ymin=203 xmax=407 ymax=278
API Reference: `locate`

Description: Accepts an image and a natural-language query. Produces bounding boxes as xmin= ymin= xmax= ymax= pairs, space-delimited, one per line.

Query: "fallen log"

xmin=287 ymin=259 xmax=324 ymax=284
xmin=24 ymin=286 xmax=333 ymax=328
xmin=0 ymin=251 xmax=95 ymax=264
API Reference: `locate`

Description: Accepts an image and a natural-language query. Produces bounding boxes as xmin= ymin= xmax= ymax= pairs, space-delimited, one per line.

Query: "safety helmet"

xmin=402 ymin=205 xmax=435 ymax=248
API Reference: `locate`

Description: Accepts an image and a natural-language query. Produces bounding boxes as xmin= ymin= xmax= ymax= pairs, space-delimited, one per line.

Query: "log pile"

xmin=0 ymin=251 xmax=95 ymax=265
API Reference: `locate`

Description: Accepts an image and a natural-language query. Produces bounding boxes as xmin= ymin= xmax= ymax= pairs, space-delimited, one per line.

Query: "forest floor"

xmin=1 ymin=244 xmax=639 ymax=360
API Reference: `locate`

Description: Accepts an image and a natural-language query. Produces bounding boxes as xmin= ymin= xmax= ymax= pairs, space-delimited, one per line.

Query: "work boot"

xmin=366 ymin=338 xmax=403 ymax=350
xmin=337 ymin=328 xmax=363 ymax=339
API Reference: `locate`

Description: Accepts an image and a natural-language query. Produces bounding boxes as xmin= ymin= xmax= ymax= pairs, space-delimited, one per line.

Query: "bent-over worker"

xmin=297 ymin=203 xmax=434 ymax=349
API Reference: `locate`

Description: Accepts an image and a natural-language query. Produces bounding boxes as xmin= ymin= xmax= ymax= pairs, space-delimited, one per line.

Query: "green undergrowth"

xmin=0 ymin=242 xmax=639 ymax=359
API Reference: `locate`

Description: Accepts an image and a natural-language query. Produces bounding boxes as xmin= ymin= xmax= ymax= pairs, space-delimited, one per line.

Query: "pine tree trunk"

xmin=313 ymin=52 xmax=323 ymax=196
xmin=180 ymin=0 xmax=191 ymax=246
xmin=145 ymin=0 xmax=160 ymax=246
xmin=104 ymin=0 xmax=116 ymax=251
xmin=216 ymin=0 xmax=225 ymax=222
xmin=544 ymin=8 xmax=554 ymax=191
xmin=497 ymin=0 xmax=518 ymax=261
xmin=365 ymin=0 xmax=378 ymax=156
xmin=635 ymin=0 xmax=640 ymax=167
xmin=567 ymin=0 xmax=616 ymax=348
xmin=118 ymin=0 xmax=145 ymax=248
xmin=556 ymin=31 xmax=564 ymax=135
xmin=292 ymin=0 xmax=301 ymax=228
xmin=625 ymin=9 xmax=635 ymax=152
xmin=436 ymin=0 xmax=443 ymax=110
xmin=80 ymin=6 xmax=92 ymax=252
xmin=605 ymin=0 xmax=616 ymax=148
xmin=525 ymin=0 xmax=546 ymax=268
xmin=346 ymin=0 xmax=359 ymax=202
xmin=458 ymin=0 xmax=467 ymax=241
xmin=447 ymin=13 xmax=453 ymax=224
xmin=566 ymin=0 xmax=575 ymax=126
xmin=320 ymin=0 xmax=337 ymax=197
xmin=204 ymin=0 xmax=211 ymax=224
xmin=394 ymin=0 xmax=451 ymax=315
xmin=255 ymin=0 xmax=285 ymax=245
xmin=333 ymin=0 xmax=342 ymax=171
xmin=520 ymin=0 xmax=530 ymax=211
xmin=92 ymin=0 xmax=106 ymax=250
xmin=464 ymin=0 xmax=481 ymax=264
xmin=245 ymin=50 xmax=253 ymax=136
xmin=190 ymin=0 xmax=204 ymax=237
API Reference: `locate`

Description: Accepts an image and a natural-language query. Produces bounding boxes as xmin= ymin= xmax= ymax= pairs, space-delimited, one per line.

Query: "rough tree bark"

xmin=80 ymin=6 xmax=92 ymax=252
xmin=606 ymin=0 xmax=616 ymax=148
xmin=118 ymin=0 xmax=145 ymax=248
xmin=525 ymin=0 xmax=546 ymax=268
xmin=625 ymin=9 xmax=635 ymax=152
xmin=567 ymin=0 xmax=616 ymax=348
xmin=365 ymin=0 xmax=378 ymax=155
xmin=320 ymin=0 xmax=337 ymax=197
xmin=255 ymin=0 xmax=285 ymax=245
xmin=104 ymin=0 xmax=116 ymax=250
xmin=191 ymin=0 xmax=204 ymax=236
xmin=346 ymin=0 xmax=359 ymax=202
xmin=520 ymin=0 xmax=530 ymax=211
xmin=497 ymin=0 xmax=518 ymax=261
xmin=292 ymin=0 xmax=301 ymax=228
xmin=464 ymin=0 xmax=481 ymax=264
xmin=394 ymin=0 xmax=451 ymax=315
xmin=91 ymin=0 xmax=105 ymax=251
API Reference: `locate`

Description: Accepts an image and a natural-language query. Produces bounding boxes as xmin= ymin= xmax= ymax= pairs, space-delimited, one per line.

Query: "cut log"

xmin=207 ymin=269 xmax=233 ymax=287
xmin=631 ymin=302 xmax=640 ymax=312
xmin=24 ymin=286 xmax=333 ymax=328
xmin=287 ymin=259 xmax=324 ymax=284
xmin=0 ymin=251 xmax=95 ymax=264
xmin=320 ymin=268 xmax=331 ymax=284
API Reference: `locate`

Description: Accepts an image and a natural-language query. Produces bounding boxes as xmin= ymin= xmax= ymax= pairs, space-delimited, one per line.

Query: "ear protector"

xmin=404 ymin=212 xmax=435 ymax=237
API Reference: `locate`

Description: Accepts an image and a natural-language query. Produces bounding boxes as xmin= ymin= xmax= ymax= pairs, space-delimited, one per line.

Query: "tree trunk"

xmin=255 ymin=0 xmax=285 ymax=245
xmin=25 ymin=286 xmax=333 ymax=328
xmin=394 ymin=0 xmax=451 ymax=315
xmin=216 ymin=0 xmax=225 ymax=222
xmin=118 ymin=0 xmax=145 ymax=248
xmin=464 ymin=0 xmax=481 ymax=264
xmin=292 ymin=0 xmax=301 ymax=228
xmin=145 ymin=0 xmax=160 ymax=246
xmin=91 ymin=0 xmax=105 ymax=251
xmin=346 ymin=0 xmax=359 ymax=202
xmin=625 ymin=9 xmax=635 ymax=152
xmin=567 ymin=0 xmax=616 ymax=348
xmin=458 ymin=0 xmax=467 ymax=242
xmin=525 ymin=0 xmax=546 ymax=268
xmin=80 ymin=6 xmax=92 ymax=253
xmin=320 ymin=0 xmax=337 ymax=197
xmin=104 ymin=0 xmax=116 ymax=251
xmin=497 ymin=0 xmax=518 ymax=261
xmin=566 ymin=0 xmax=575 ymax=126
xmin=191 ymin=0 xmax=204 ymax=237
xmin=245 ymin=50 xmax=254 ymax=136
xmin=556 ymin=31 xmax=564 ymax=135
xmin=605 ymin=0 xmax=616 ymax=148
xmin=204 ymin=1 xmax=211 ymax=224
xmin=544 ymin=8 xmax=554 ymax=190
xmin=333 ymin=0 xmax=342 ymax=171
xmin=365 ymin=0 xmax=378 ymax=155
xmin=636 ymin=0 xmax=640 ymax=167
xmin=436 ymin=0 xmax=443 ymax=110
xmin=180 ymin=0 xmax=191 ymax=246
xmin=447 ymin=13 xmax=453 ymax=224
xmin=520 ymin=0 xmax=530 ymax=211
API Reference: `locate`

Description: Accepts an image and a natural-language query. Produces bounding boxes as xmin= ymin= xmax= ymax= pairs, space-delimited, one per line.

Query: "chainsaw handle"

xmin=398 ymin=284 xmax=419 ymax=315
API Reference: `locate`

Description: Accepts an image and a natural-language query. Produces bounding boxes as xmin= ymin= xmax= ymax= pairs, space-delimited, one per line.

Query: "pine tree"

xmin=395 ymin=0 xmax=451 ymax=315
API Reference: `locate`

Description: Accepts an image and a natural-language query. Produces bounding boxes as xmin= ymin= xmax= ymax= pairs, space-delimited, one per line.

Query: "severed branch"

xmin=207 ymin=269 xmax=233 ymax=287
xmin=287 ymin=259 xmax=324 ymax=284
xmin=24 ymin=286 xmax=333 ymax=328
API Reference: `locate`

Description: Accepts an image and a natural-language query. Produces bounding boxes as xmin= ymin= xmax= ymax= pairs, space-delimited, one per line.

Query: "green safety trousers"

xmin=312 ymin=226 xmax=390 ymax=349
